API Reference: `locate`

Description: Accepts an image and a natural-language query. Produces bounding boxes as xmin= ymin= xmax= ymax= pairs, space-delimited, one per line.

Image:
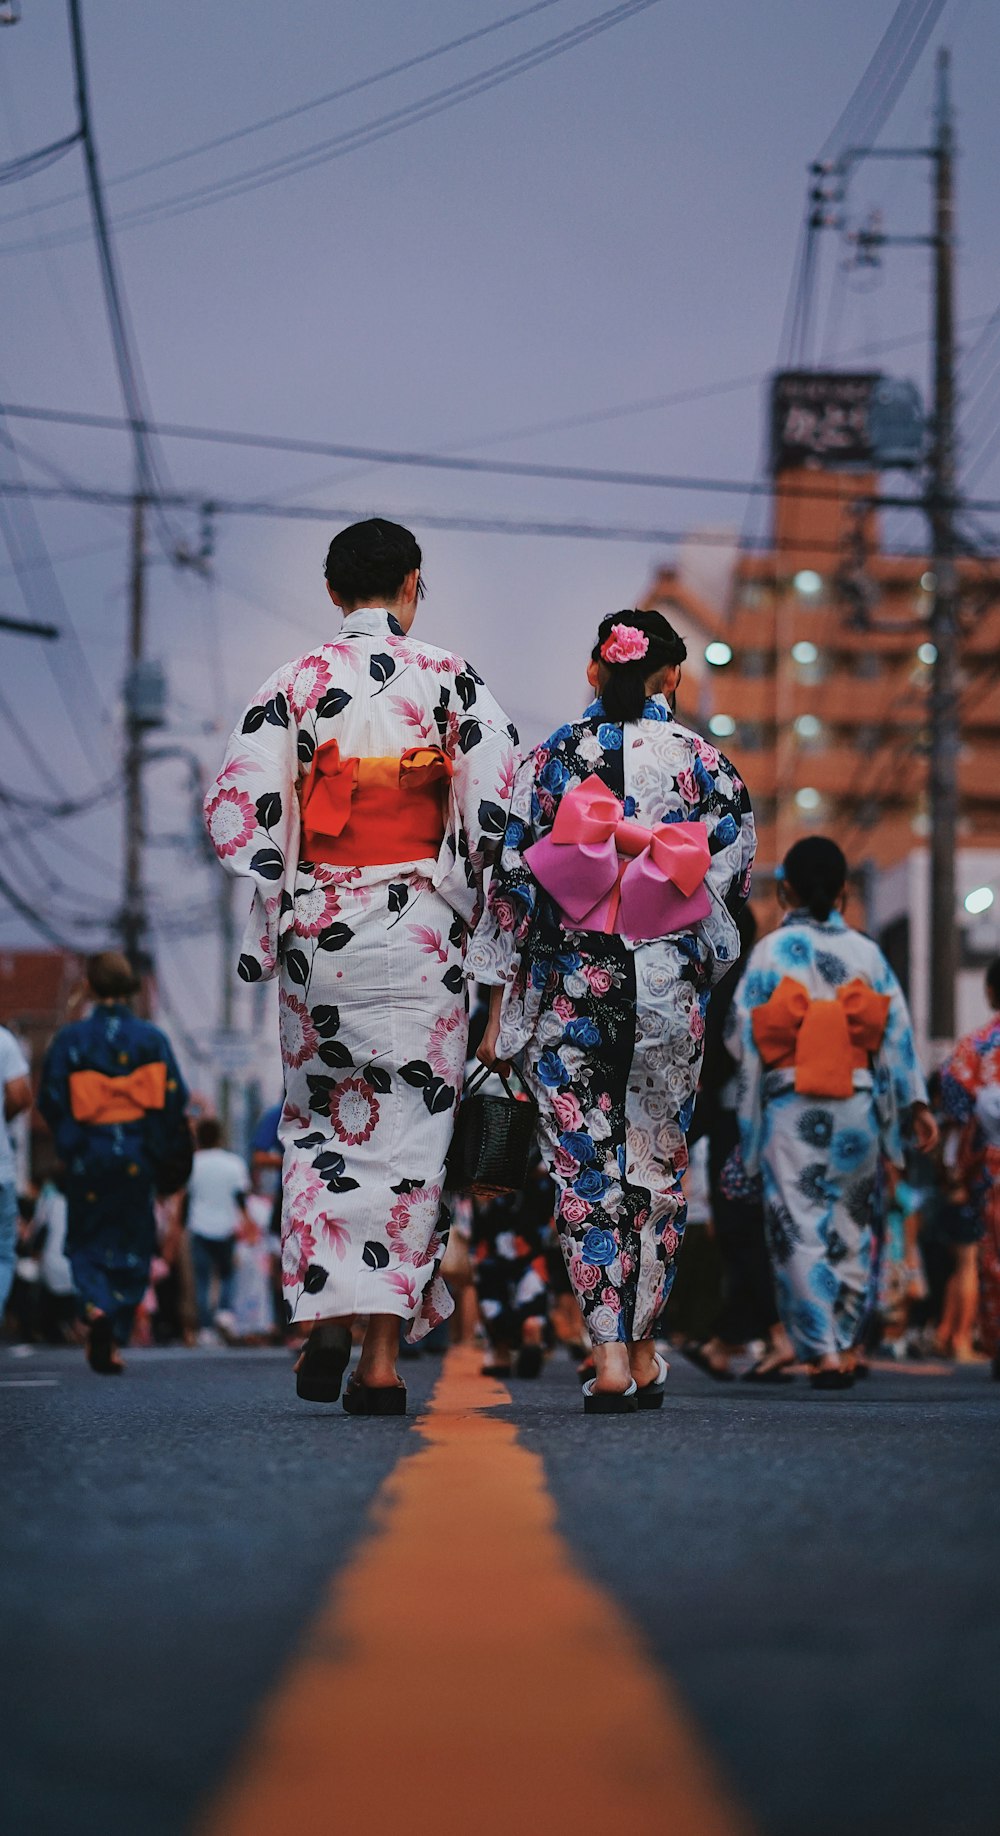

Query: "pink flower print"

xmin=278 ymin=990 xmax=319 ymax=1069
xmin=280 ymin=1101 xmax=312 ymax=1134
xmin=598 ymin=1091 xmax=612 ymax=1112
xmin=387 ymin=1184 xmax=444 ymax=1265
xmin=217 ymin=751 xmax=265 ymax=783
xmin=600 ymin=1287 xmax=621 ymax=1311
xmin=620 ymin=1250 xmax=635 ymax=1279
xmin=553 ymin=1147 xmax=580 ymax=1181
xmin=693 ymin=738 xmax=720 ymax=771
xmin=205 ymin=785 xmax=257 ymax=859
xmin=426 ymin=1006 xmax=468 ymax=1088
xmin=552 ymin=995 xmax=577 ymax=1023
xmin=281 ymin=1218 xmax=317 ymax=1289
xmin=660 ymin=1224 xmax=681 ymax=1259
xmin=584 ymin=965 xmax=613 ymax=996
xmin=320 ymin=1216 xmax=351 ymax=1261
xmin=569 ymin=1255 xmax=600 ymax=1294
xmin=551 ymin=1090 xmax=584 ymax=1131
xmin=293 ymin=871 xmax=343 ymax=937
xmin=408 ymin=924 xmax=448 ymax=962
xmin=676 ymin=766 xmax=698 ymax=805
xmin=386 ymin=1270 xmax=419 ymax=1311
xmin=491 ymin=896 xmax=516 ymax=934
xmin=328 ymin=1077 xmax=380 ymax=1146
xmin=600 ymin=622 xmax=649 ymax=665
xmin=289 ymin=653 xmax=333 ymax=717
xmin=689 ymin=1006 xmax=705 ymax=1040
xmin=560 ymin=1193 xmax=592 ymax=1226
xmin=390 ymin=695 xmax=434 ymax=742
xmin=497 ymin=749 xmax=517 ymax=802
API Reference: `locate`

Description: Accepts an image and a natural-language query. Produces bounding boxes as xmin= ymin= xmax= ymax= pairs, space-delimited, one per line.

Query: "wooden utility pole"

xmin=927 ymin=47 xmax=959 ymax=1047
xmin=120 ymin=489 xmax=148 ymax=970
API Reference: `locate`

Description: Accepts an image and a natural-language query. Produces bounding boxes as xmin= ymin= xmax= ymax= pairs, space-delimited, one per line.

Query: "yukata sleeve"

xmin=693 ymin=745 xmax=757 ymax=984
xmin=37 ymin=1030 xmax=86 ymax=1167
xmin=437 ymin=668 xmax=519 ymax=930
xmin=205 ymin=667 xmax=301 ymax=983
xmin=867 ymin=950 xmax=929 ymax=1166
xmin=939 ymin=1034 xmax=979 ymax=1127
xmin=466 ymin=751 xmax=540 ymax=987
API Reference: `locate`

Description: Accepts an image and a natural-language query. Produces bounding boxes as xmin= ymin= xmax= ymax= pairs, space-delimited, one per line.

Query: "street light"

xmin=705 ymin=641 xmax=732 ymax=667
xmin=793 ymin=569 xmax=823 ymax=596
xmin=964 ymin=886 xmax=995 ymax=916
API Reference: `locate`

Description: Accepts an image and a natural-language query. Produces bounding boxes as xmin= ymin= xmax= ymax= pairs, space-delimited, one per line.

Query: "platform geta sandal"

xmin=582 ymin=1377 xmax=639 ymax=1415
xmin=86 ymin=1316 xmax=123 ymax=1375
xmin=342 ymin=1373 xmax=407 ymax=1416
xmin=809 ymin=1367 xmax=855 ymax=1391
xmin=295 ymin=1323 xmax=352 ymax=1403
xmin=681 ymin=1339 xmax=735 ymax=1382
xmin=635 ymin=1352 xmax=669 ymax=1410
xmin=514 ymin=1343 xmax=544 ymax=1379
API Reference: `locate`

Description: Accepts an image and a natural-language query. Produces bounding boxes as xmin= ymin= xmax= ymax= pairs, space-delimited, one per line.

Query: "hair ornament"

xmin=600 ymin=622 xmax=649 ymax=666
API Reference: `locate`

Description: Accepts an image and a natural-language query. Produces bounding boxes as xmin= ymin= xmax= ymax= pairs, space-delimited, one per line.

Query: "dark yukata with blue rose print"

xmin=468 ymin=694 xmax=756 ymax=1345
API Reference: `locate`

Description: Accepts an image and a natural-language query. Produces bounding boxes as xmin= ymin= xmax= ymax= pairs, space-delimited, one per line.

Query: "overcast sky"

xmin=1 ymin=0 xmax=998 ymax=1092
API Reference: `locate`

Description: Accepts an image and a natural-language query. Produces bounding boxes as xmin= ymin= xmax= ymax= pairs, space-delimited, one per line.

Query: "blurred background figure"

xmin=0 ymin=1018 xmax=32 ymax=1330
xmin=940 ymin=958 xmax=1000 ymax=1376
xmin=185 ymin=1116 xmax=251 ymax=1345
xmin=37 ymin=952 xmax=191 ymax=1375
xmin=472 ymin=1151 xmax=555 ymax=1379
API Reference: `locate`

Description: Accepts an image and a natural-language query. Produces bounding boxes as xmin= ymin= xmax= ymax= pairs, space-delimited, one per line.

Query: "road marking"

xmin=202 ymin=1344 xmax=751 ymax=1836
xmin=0 ymin=1377 xmax=59 ymax=1387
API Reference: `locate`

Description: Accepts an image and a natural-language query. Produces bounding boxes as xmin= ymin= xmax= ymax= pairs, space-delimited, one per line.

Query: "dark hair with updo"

xmin=781 ymin=836 xmax=847 ymax=923
xmin=323 ymin=517 xmax=424 ymax=610
xmin=591 ymin=609 xmax=687 ymax=723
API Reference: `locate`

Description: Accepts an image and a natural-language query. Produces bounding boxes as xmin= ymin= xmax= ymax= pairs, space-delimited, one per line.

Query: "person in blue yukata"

xmin=38 ymin=952 xmax=191 ymax=1374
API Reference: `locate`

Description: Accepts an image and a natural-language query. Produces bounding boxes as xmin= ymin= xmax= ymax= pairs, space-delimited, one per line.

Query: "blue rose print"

xmin=693 ymin=756 xmax=713 ymax=796
xmin=809 ymin=1261 xmax=840 ymax=1303
xmin=580 ymin=1225 xmax=617 ymax=1266
xmin=537 ymin=1051 xmax=571 ymax=1089
xmin=597 ymin=723 xmax=623 ymax=750
xmin=565 ymin=1017 xmax=601 ymax=1047
xmin=678 ymin=1092 xmax=696 ymax=1133
xmin=744 ymin=968 xmax=780 ymax=1008
xmin=623 ymin=795 xmax=637 ymax=818
xmin=539 ymin=757 xmax=570 ymax=795
xmin=575 ymin=1168 xmax=611 ymax=1201
xmin=560 ymin=1129 xmax=595 ymax=1164
xmin=642 ymin=698 xmax=669 ymax=721
xmin=553 ymin=951 xmax=582 ymax=975
xmin=714 ymin=813 xmax=738 ymax=847
xmin=530 ymin=959 xmax=550 ymax=990
xmin=504 ymin=817 xmax=526 ymax=848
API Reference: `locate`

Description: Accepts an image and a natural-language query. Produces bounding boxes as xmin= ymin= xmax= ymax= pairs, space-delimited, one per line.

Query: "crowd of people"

xmin=2 ymin=516 xmax=999 ymax=1404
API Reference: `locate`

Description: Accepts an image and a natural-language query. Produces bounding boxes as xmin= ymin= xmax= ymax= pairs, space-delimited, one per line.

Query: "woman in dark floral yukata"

xmin=468 ymin=609 xmax=756 ymax=1413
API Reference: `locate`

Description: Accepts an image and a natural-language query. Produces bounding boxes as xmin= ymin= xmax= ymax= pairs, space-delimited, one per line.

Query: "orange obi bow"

xmin=69 ymin=1060 xmax=168 ymax=1125
xmin=751 ymin=976 xmax=891 ymax=1099
xmin=300 ymin=740 xmax=453 ymax=868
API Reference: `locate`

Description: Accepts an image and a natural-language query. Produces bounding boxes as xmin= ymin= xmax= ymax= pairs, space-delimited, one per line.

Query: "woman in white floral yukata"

xmin=469 ymin=609 xmax=756 ymax=1414
xmin=207 ymin=519 xmax=516 ymax=1414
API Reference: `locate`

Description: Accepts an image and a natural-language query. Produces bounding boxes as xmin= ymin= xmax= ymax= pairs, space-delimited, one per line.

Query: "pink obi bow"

xmin=524 ymin=774 xmax=712 ymax=938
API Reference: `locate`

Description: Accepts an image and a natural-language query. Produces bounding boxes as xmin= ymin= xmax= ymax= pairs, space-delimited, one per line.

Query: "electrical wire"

xmin=0 ymin=0 xmax=667 ymax=252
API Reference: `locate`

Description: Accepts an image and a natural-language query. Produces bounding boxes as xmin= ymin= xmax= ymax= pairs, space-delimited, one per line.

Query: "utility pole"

xmin=927 ymin=46 xmax=959 ymax=1048
xmin=120 ymin=489 xmax=148 ymax=970
xmin=217 ymin=870 xmax=236 ymax=1134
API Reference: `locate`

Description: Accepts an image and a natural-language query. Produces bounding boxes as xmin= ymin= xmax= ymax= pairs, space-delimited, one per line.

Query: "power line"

xmin=0 ymin=0 xmax=569 ymax=229
xmin=0 ymin=0 xmax=666 ymax=253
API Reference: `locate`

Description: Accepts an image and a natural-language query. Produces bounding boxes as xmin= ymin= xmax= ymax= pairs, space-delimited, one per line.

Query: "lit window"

xmin=791 ymin=640 xmax=818 ymax=666
xmin=705 ymin=641 xmax=733 ymax=667
xmin=965 ymin=886 xmax=995 ymax=916
xmin=794 ymin=714 xmax=822 ymax=742
xmin=708 ymin=714 xmax=736 ymax=737
xmin=795 ymin=786 xmax=822 ymax=812
xmin=921 ymin=571 xmax=936 ymax=592
xmin=917 ymin=642 xmax=937 ymax=666
xmin=793 ymin=569 xmax=823 ymax=597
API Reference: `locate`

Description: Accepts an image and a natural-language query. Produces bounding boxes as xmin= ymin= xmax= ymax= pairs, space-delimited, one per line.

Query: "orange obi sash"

xmin=69 ymin=1060 xmax=167 ymax=1125
xmin=300 ymin=739 xmax=453 ymax=867
xmin=751 ymin=976 xmax=891 ymax=1099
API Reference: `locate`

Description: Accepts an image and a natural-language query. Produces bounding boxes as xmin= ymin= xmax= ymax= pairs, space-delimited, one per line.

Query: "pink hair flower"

xmin=600 ymin=622 xmax=649 ymax=665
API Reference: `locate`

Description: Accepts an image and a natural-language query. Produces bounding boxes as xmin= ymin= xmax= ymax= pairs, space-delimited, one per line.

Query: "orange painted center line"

xmin=201 ymin=1345 xmax=752 ymax=1836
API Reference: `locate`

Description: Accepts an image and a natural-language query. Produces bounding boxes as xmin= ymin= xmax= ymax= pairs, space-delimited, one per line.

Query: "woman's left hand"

xmin=911 ymin=1101 xmax=939 ymax=1155
xmin=476 ymin=1011 xmax=509 ymax=1075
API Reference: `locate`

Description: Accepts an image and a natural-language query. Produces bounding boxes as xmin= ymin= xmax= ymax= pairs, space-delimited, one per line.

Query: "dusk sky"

xmin=1 ymin=0 xmax=998 ymax=1090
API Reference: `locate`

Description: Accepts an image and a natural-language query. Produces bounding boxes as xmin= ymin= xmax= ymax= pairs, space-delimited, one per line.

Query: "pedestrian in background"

xmin=0 ymin=1018 xmax=32 ymax=1330
xmin=186 ymin=1116 xmax=250 ymax=1344
xmin=728 ymin=837 xmax=937 ymax=1390
xmin=470 ymin=609 xmax=756 ymax=1413
xmin=940 ymin=957 xmax=1000 ymax=1376
xmin=472 ymin=1151 xmax=555 ymax=1379
xmin=207 ymin=518 xmax=516 ymax=1414
xmin=38 ymin=952 xmax=191 ymax=1375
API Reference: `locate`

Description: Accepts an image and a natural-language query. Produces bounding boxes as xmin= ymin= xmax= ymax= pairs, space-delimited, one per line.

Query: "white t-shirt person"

xmin=187 ymin=1145 xmax=251 ymax=1242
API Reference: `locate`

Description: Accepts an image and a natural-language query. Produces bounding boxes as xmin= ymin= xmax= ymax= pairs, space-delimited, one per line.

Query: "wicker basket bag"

xmin=445 ymin=1063 xmax=538 ymax=1199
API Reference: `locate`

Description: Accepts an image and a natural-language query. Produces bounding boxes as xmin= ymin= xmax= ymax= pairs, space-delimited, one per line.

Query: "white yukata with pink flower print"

xmin=207 ymin=606 xmax=517 ymax=1338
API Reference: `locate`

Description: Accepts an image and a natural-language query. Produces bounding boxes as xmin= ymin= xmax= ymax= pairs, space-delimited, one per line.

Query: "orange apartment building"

xmin=640 ymin=434 xmax=1000 ymax=1046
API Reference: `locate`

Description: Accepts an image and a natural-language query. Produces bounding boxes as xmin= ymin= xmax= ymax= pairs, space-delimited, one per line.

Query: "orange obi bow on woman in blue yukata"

xmin=751 ymin=976 xmax=891 ymax=1099
xmin=69 ymin=1060 xmax=168 ymax=1125
xmin=300 ymin=740 xmax=453 ymax=868
xmin=524 ymin=773 xmax=712 ymax=938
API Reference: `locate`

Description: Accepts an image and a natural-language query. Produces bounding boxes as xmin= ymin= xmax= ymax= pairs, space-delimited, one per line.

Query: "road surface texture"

xmin=2 ymin=1340 xmax=998 ymax=1836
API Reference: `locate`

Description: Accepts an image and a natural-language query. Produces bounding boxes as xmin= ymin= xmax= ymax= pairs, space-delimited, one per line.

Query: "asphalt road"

xmin=2 ymin=1342 xmax=998 ymax=1836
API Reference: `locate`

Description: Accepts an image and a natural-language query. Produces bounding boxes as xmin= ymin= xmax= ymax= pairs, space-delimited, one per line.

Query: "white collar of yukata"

xmin=583 ymin=693 xmax=674 ymax=722
xmin=338 ymin=606 xmax=405 ymax=639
